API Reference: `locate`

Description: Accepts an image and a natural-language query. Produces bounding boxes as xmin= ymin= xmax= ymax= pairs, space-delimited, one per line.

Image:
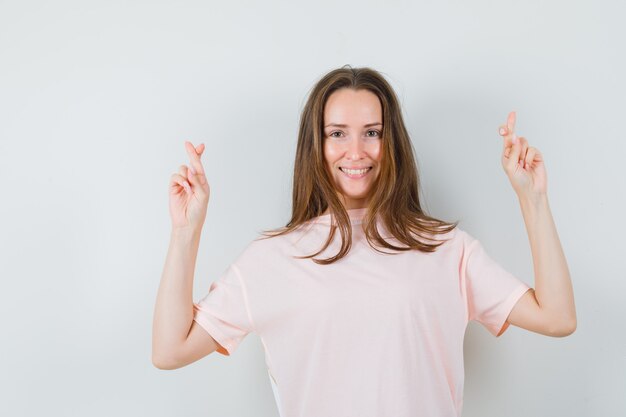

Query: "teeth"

xmin=341 ymin=167 xmax=370 ymax=175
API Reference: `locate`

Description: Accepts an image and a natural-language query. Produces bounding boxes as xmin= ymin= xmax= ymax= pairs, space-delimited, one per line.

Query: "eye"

xmin=366 ymin=130 xmax=381 ymax=137
xmin=329 ymin=131 xmax=343 ymax=138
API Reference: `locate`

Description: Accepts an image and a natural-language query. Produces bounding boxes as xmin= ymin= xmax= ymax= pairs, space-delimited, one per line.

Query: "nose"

xmin=346 ymin=137 xmax=365 ymax=160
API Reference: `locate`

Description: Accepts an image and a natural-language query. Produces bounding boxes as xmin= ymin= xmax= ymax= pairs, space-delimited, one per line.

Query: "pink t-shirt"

xmin=193 ymin=207 xmax=531 ymax=417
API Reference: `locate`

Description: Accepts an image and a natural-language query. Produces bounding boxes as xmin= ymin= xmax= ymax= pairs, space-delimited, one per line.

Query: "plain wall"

xmin=1 ymin=0 xmax=624 ymax=416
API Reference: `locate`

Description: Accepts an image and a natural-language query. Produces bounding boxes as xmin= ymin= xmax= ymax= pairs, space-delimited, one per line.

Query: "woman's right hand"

xmin=168 ymin=141 xmax=210 ymax=231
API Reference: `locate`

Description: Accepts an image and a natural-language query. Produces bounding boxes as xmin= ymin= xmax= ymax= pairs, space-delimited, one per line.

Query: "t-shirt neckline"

xmin=311 ymin=207 xmax=370 ymax=225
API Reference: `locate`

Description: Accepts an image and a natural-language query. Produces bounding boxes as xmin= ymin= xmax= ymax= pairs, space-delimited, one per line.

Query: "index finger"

xmin=185 ymin=141 xmax=204 ymax=174
xmin=507 ymin=111 xmax=516 ymax=135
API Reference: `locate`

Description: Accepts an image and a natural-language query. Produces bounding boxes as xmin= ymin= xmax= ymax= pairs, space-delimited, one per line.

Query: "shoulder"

xmin=425 ymin=223 xmax=464 ymax=246
xmin=236 ymin=234 xmax=276 ymax=258
xmin=427 ymin=225 xmax=478 ymax=256
xmin=443 ymin=226 xmax=475 ymax=246
xmin=231 ymin=231 xmax=291 ymax=267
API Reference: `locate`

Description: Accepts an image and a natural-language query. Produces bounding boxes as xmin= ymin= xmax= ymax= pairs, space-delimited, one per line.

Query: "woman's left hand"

xmin=498 ymin=111 xmax=548 ymax=200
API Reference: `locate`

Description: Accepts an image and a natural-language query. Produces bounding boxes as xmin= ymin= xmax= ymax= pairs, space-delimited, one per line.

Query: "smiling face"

xmin=323 ymin=87 xmax=383 ymax=210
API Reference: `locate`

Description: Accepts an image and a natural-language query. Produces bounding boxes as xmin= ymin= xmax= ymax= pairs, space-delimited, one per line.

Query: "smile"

xmin=339 ymin=167 xmax=372 ymax=179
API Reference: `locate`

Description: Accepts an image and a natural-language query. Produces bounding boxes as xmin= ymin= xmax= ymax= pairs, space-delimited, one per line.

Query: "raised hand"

xmin=168 ymin=141 xmax=211 ymax=231
xmin=498 ymin=111 xmax=548 ymax=200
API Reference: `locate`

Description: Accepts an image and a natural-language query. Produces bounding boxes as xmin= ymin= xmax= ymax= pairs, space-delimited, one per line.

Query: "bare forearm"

xmin=519 ymin=194 xmax=576 ymax=327
xmin=152 ymin=227 xmax=202 ymax=361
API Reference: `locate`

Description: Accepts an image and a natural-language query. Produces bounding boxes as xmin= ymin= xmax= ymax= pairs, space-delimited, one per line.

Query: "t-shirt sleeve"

xmin=462 ymin=231 xmax=531 ymax=337
xmin=193 ymin=263 xmax=254 ymax=356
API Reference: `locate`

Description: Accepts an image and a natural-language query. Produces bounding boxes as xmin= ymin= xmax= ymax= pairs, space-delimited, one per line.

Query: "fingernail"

xmin=499 ymin=127 xmax=506 ymax=135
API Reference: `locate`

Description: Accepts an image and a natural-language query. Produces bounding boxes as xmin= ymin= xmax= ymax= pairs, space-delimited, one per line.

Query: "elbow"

xmin=152 ymin=352 xmax=180 ymax=370
xmin=552 ymin=319 xmax=577 ymax=337
xmin=152 ymin=355 xmax=169 ymax=370
xmin=564 ymin=318 xmax=577 ymax=336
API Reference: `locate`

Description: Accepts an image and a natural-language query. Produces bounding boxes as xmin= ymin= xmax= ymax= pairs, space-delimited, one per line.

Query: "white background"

xmin=1 ymin=0 xmax=624 ymax=416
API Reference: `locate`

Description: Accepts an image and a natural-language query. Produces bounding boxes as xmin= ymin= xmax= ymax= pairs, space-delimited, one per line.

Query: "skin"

xmin=153 ymin=142 xmax=222 ymax=370
xmin=322 ymin=88 xmax=383 ymax=212
xmin=168 ymin=142 xmax=209 ymax=231
xmin=497 ymin=111 xmax=576 ymax=337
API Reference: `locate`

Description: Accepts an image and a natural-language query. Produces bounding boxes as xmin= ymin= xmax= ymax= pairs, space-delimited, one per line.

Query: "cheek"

xmin=323 ymin=143 xmax=342 ymax=165
xmin=369 ymin=143 xmax=383 ymax=162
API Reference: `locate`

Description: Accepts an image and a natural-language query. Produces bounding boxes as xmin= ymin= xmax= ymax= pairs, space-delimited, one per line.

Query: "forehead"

xmin=323 ymin=88 xmax=382 ymax=125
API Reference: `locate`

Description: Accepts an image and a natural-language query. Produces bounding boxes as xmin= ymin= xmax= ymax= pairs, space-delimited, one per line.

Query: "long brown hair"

xmin=258 ymin=65 xmax=459 ymax=264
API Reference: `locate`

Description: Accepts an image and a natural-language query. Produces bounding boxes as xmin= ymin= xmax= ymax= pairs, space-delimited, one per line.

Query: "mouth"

xmin=338 ymin=166 xmax=373 ymax=179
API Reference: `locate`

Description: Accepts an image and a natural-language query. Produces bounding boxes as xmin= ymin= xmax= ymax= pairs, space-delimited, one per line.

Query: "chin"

xmin=340 ymin=190 xmax=371 ymax=199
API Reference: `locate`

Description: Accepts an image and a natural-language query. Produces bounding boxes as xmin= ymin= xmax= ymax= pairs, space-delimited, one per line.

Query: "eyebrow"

xmin=324 ymin=122 xmax=383 ymax=128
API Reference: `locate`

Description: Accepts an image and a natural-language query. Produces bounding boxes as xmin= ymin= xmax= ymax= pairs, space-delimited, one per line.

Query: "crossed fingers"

xmin=498 ymin=111 xmax=530 ymax=169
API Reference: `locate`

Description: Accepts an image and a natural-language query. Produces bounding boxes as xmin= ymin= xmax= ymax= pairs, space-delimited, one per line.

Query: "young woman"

xmin=152 ymin=66 xmax=576 ymax=417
